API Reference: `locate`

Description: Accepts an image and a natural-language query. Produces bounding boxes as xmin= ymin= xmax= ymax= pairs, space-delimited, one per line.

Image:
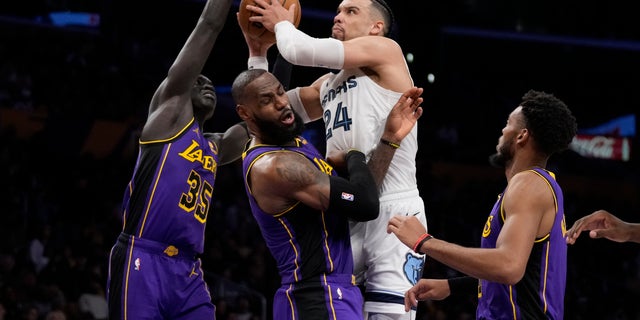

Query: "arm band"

xmin=412 ymin=233 xmax=433 ymax=252
xmin=275 ymin=21 xmax=345 ymax=69
xmin=447 ymin=276 xmax=477 ymax=296
xmin=247 ymin=56 xmax=268 ymax=70
xmin=327 ymin=150 xmax=379 ymax=221
xmin=286 ymin=87 xmax=311 ymax=124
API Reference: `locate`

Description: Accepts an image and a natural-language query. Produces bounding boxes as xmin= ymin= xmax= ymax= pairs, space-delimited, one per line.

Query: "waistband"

xmin=379 ymin=188 xmax=420 ymax=202
xmin=284 ymin=273 xmax=357 ymax=286
xmin=117 ymin=233 xmax=199 ymax=260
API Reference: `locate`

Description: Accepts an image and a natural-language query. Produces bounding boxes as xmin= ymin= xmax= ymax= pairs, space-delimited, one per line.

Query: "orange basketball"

xmin=238 ymin=0 xmax=302 ymax=43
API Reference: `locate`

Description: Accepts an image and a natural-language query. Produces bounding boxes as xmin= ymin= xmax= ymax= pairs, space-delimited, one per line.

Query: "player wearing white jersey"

xmin=239 ymin=0 xmax=427 ymax=318
xmin=318 ymin=64 xmax=426 ymax=319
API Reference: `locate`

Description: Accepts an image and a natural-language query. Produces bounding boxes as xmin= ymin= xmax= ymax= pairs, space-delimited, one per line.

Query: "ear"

xmin=370 ymin=20 xmax=384 ymax=36
xmin=236 ymin=104 xmax=250 ymax=121
xmin=517 ymin=128 xmax=529 ymax=141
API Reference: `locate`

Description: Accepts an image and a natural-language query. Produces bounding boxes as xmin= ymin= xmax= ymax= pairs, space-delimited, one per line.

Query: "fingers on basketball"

xmin=238 ymin=0 xmax=302 ymax=42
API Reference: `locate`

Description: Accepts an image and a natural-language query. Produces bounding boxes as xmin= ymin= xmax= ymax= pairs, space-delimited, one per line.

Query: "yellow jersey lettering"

xmin=178 ymin=140 xmax=216 ymax=173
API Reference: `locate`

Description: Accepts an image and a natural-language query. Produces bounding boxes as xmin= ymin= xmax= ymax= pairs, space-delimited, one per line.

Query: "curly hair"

xmin=520 ymin=90 xmax=578 ymax=156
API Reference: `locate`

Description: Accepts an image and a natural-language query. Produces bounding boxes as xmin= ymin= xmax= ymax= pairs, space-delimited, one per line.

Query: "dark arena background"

xmin=1 ymin=0 xmax=638 ymax=319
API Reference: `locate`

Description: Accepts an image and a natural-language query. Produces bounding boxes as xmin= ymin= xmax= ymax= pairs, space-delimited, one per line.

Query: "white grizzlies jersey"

xmin=319 ymin=68 xmax=419 ymax=196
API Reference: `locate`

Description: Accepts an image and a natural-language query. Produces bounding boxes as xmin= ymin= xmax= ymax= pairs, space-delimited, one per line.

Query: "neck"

xmin=251 ymin=135 xmax=299 ymax=147
xmin=504 ymin=154 xmax=548 ymax=181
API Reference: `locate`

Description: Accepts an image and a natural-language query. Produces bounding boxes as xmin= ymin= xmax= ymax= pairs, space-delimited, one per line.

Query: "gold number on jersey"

xmin=179 ymin=170 xmax=213 ymax=223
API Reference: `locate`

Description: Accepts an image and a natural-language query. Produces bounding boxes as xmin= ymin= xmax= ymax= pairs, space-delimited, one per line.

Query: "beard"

xmin=488 ymin=140 xmax=513 ymax=168
xmin=254 ymin=109 xmax=305 ymax=145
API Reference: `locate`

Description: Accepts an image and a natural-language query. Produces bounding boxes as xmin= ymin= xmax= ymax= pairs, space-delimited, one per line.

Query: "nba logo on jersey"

xmin=134 ymin=258 xmax=141 ymax=271
xmin=341 ymin=192 xmax=354 ymax=201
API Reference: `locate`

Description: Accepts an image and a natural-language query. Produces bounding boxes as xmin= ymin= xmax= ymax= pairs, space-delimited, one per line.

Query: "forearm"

xmin=207 ymin=122 xmax=250 ymax=165
xmin=275 ymin=21 xmax=344 ymax=69
xmin=201 ymin=0 xmax=234 ymax=31
xmin=167 ymin=0 xmax=233 ymax=87
xmin=420 ymin=239 xmax=522 ymax=284
xmin=367 ymin=139 xmax=398 ymax=189
xmin=626 ymin=223 xmax=640 ymax=243
xmin=327 ymin=150 xmax=379 ymax=221
xmin=272 ymin=53 xmax=293 ymax=90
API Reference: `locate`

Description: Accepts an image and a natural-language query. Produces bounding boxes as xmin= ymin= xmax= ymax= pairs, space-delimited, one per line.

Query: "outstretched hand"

xmin=381 ymin=87 xmax=424 ymax=145
xmin=565 ymin=209 xmax=633 ymax=244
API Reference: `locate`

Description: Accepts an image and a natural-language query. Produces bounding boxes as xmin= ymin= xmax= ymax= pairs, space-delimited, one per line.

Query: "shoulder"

xmin=344 ymin=36 xmax=404 ymax=58
xmin=505 ymin=170 xmax=553 ymax=201
xmin=252 ymin=150 xmax=312 ymax=177
xmin=250 ymin=150 xmax=321 ymax=191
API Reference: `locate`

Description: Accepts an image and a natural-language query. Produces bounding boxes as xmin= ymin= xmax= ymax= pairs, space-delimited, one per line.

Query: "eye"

xmin=259 ymin=96 xmax=272 ymax=106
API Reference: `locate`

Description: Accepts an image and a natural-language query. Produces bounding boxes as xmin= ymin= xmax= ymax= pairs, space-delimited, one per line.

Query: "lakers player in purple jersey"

xmin=106 ymin=0 xmax=250 ymax=319
xmin=232 ymin=69 xmax=423 ymax=320
xmin=388 ymin=90 xmax=577 ymax=319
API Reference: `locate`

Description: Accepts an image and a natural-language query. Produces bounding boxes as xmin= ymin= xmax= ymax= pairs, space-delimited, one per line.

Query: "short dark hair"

xmin=231 ymin=69 xmax=268 ymax=104
xmin=370 ymin=0 xmax=395 ymax=36
xmin=520 ymin=90 xmax=578 ymax=155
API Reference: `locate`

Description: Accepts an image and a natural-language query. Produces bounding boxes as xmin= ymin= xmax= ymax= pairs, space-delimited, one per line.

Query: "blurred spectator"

xmin=28 ymin=224 xmax=51 ymax=274
xmin=77 ymin=279 xmax=107 ymax=320
xmin=45 ymin=310 xmax=66 ymax=320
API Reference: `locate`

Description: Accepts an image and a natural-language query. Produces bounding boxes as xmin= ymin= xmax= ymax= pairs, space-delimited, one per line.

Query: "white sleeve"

xmin=247 ymin=56 xmax=268 ymax=70
xmin=275 ymin=21 xmax=344 ymax=69
xmin=287 ymin=87 xmax=311 ymax=124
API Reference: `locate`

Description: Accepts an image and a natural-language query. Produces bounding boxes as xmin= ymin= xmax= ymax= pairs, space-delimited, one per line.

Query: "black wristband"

xmin=414 ymin=234 xmax=433 ymax=253
xmin=447 ymin=276 xmax=477 ymax=296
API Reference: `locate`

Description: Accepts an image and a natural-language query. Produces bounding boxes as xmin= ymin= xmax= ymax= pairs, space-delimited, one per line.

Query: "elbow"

xmin=495 ymin=265 xmax=525 ymax=285
xmin=352 ymin=195 xmax=379 ymax=222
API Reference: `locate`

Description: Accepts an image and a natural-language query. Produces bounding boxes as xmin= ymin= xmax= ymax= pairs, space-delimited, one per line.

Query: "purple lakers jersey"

xmin=242 ymin=136 xmax=355 ymax=284
xmin=477 ymin=167 xmax=567 ymax=320
xmin=121 ymin=118 xmax=219 ymax=254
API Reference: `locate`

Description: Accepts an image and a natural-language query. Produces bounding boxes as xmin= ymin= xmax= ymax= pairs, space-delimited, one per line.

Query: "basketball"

xmin=238 ymin=0 xmax=301 ymax=43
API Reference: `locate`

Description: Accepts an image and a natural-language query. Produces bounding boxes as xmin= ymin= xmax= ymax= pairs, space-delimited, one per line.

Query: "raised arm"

xmin=161 ymin=0 xmax=233 ymax=98
xmin=368 ymin=86 xmax=423 ymax=187
xmin=143 ymin=0 xmax=234 ymax=140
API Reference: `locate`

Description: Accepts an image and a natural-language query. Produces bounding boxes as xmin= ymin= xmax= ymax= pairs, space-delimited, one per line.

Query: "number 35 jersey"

xmin=319 ymin=69 xmax=419 ymax=196
xmin=120 ymin=118 xmax=218 ymax=254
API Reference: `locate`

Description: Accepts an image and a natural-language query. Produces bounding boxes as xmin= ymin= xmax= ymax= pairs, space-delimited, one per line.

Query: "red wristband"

xmin=412 ymin=233 xmax=433 ymax=252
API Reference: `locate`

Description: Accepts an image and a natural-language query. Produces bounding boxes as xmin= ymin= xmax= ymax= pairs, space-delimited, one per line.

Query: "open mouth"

xmin=280 ymin=109 xmax=295 ymax=125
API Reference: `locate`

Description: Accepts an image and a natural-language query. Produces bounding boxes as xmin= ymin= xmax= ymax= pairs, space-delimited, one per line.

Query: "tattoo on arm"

xmin=276 ymin=158 xmax=317 ymax=187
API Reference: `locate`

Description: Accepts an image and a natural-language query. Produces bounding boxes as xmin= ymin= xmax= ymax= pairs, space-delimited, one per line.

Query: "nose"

xmin=275 ymin=94 xmax=289 ymax=110
xmin=333 ymin=11 xmax=342 ymax=24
